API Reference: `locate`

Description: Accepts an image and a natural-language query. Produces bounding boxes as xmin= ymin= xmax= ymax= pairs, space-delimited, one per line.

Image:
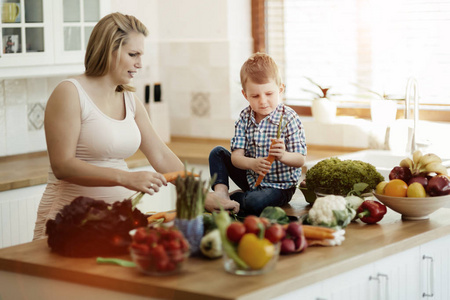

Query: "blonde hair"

xmin=240 ymin=53 xmax=282 ymax=92
xmin=84 ymin=12 xmax=149 ymax=92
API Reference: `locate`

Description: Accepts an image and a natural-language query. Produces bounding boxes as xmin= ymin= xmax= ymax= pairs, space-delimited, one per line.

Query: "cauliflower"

xmin=306 ymin=195 xmax=355 ymax=229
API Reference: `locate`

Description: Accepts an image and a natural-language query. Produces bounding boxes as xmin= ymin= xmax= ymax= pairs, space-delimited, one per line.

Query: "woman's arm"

xmin=44 ymin=82 xmax=165 ymax=194
xmin=133 ymin=96 xmax=184 ymax=174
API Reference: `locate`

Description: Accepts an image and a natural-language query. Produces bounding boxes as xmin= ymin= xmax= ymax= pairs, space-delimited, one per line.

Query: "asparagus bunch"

xmin=175 ymin=169 xmax=215 ymax=220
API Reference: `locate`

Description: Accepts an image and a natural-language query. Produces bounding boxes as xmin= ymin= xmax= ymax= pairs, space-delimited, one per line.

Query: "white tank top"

xmin=33 ymin=79 xmax=141 ymax=240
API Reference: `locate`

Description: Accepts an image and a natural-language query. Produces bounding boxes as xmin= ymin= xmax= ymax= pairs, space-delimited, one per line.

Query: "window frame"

xmin=253 ymin=0 xmax=450 ymax=122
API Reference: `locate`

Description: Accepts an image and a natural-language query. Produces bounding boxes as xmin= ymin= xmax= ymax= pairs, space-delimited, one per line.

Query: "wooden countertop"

xmin=1 ymin=203 xmax=450 ymax=300
xmin=0 ymin=137 xmax=362 ymax=192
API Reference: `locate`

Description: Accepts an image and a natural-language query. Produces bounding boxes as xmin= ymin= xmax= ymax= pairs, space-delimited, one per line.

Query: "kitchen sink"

xmin=305 ymin=149 xmax=450 ymax=181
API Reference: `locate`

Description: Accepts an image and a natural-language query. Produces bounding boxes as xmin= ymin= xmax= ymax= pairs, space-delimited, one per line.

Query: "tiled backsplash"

xmin=0 ymin=77 xmax=66 ymax=156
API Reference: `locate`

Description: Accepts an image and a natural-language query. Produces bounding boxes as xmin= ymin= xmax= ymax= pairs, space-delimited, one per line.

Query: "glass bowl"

xmin=130 ymin=247 xmax=189 ymax=276
xmin=222 ymin=242 xmax=280 ymax=276
xmin=372 ymin=192 xmax=450 ymax=220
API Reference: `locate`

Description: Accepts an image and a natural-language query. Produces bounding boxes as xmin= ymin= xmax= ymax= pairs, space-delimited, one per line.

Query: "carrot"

xmin=147 ymin=211 xmax=166 ymax=222
xmin=302 ymin=225 xmax=335 ymax=240
xmin=254 ymin=112 xmax=285 ymax=187
xmin=162 ymin=211 xmax=176 ymax=223
xmin=147 ymin=211 xmax=177 ymax=223
xmin=163 ymin=170 xmax=199 ymax=183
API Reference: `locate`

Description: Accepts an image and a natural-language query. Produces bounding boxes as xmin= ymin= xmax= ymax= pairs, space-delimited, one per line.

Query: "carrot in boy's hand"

xmin=254 ymin=112 xmax=285 ymax=187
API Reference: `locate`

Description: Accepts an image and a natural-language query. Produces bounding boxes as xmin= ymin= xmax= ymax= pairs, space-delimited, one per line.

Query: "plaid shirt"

xmin=231 ymin=104 xmax=307 ymax=189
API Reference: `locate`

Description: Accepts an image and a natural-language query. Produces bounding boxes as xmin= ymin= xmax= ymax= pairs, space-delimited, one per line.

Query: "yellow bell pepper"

xmin=237 ymin=233 xmax=275 ymax=270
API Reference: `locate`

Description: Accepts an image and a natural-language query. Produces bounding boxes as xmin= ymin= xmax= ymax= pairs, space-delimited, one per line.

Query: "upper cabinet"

xmin=0 ymin=0 xmax=110 ymax=78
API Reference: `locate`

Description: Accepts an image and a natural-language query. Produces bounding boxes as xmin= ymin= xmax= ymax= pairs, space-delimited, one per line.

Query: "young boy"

xmin=205 ymin=53 xmax=307 ymax=216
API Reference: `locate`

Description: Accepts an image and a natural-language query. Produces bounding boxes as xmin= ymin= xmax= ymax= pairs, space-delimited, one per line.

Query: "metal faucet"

xmin=405 ymin=77 xmax=419 ymax=153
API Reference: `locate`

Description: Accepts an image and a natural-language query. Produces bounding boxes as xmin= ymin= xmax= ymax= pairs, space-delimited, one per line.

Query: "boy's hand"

xmin=253 ymin=157 xmax=271 ymax=176
xmin=269 ymin=138 xmax=286 ymax=161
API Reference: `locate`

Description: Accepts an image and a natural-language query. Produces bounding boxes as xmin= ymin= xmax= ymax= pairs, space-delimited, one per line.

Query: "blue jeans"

xmin=209 ymin=146 xmax=296 ymax=216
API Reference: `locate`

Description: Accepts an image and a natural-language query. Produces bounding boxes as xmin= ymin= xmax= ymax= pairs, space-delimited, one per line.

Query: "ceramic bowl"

xmin=222 ymin=242 xmax=280 ymax=276
xmin=372 ymin=193 xmax=450 ymax=220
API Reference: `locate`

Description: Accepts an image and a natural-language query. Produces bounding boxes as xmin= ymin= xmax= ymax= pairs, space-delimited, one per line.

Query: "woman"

xmin=33 ymin=12 xmax=185 ymax=240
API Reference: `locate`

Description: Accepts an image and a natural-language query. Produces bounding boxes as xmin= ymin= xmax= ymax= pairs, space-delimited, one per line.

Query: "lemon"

xmin=407 ymin=182 xmax=427 ymax=198
xmin=375 ymin=181 xmax=388 ymax=195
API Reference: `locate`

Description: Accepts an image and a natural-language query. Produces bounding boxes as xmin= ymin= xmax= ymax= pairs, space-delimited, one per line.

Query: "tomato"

xmin=144 ymin=231 xmax=159 ymax=246
xmin=243 ymin=216 xmax=262 ymax=235
xmin=264 ymin=223 xmax=285 ymax=244
xmin=133 ymin=227 xmax=148 ymax=243
xmin=226 ymin=222 xmax=246 ymax=243
xmin=130 ymin=243 xmax=150 ymax=255
xmin=166 ymin=228 xmax=184 ymax=240
xmin=166 ymin=239 xmax=181 ymax=251
xmin=260 ymin=217 xmax=270 ymax=227
xmin=151 ymin=244 xmax=168 ymax=261
xmin=170 ymin=249 xmax=185 ymax=263
xmin=180 ymin=238 xmax=190 ymax=251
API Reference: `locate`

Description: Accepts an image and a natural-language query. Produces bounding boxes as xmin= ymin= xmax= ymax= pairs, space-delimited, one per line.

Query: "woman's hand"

xmin=123 ymin=171 xmax=168 ymax=195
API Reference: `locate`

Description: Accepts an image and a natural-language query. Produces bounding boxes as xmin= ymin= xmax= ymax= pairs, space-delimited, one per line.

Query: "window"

xmin=262 ymin=0 xmax=450 ymax=119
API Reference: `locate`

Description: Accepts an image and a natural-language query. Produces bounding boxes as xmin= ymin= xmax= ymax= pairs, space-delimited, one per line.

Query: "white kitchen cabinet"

xmin=0 ymin=183 xmax=46 ymax=248
xmin=372 ymin=246 xmax=421 ymax=300
xmin=420 ymin=235 xmax=450 ymax=300
xmin=0 ymin=0 xmax=110 ymax=78
xmin=321 ymin=263 xmax=374 ymax=300
xmin=276 ymin=246 xmax=421 ymax=300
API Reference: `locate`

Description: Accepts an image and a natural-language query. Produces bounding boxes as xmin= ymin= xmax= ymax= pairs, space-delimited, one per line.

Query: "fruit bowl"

xmin=222 ymin=242 xmax=281 ymax=276
xmin=372 ymin=193 xmax=450 ymax=220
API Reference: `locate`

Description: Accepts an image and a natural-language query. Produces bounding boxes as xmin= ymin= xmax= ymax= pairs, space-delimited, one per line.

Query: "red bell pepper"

xmin=357 ymin=200 xmax=387 ymax=224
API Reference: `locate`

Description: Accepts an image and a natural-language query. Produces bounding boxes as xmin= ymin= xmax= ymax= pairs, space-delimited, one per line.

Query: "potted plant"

xmin=352 ymin=82 xmax=398 ymax=125
xmin=302 ymin=77 xmax=338 ymax=123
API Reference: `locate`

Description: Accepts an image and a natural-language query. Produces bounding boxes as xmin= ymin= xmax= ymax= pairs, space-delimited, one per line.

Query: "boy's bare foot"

xmin=205 ymin=191 xmax=240 ymax=214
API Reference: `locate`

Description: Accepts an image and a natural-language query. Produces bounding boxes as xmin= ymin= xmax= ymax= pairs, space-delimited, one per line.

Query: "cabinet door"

xmin=420 ymin=236 xmax=450 ymax=300
xmin=53 ymin=0 xmax=110 ymax=64
xmin=0 ymin=0 xmax=53 ymax=67
xmin=0 ymin=184 xmax=46 ymax=248
xmin=321 ymin=263 xmax=375 ymax=300
xmin=373 ymin=247 xmax=421 ymax=300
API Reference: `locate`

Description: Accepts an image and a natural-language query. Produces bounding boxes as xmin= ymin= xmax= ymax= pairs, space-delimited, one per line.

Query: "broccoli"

xmin=305 ymin=157 xmax=384 ymax=196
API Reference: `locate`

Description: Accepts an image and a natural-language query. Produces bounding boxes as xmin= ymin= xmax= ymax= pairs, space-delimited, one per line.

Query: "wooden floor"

xmin=0 ymin=136 xmax=362 ymax=191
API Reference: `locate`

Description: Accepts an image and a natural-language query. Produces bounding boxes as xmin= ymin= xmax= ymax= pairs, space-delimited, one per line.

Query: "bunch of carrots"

xmin=254 ymin=112 xmax=287 ymax=187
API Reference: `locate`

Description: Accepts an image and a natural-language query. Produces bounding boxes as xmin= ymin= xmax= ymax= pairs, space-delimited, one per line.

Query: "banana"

xmin=412 ymin=150 xmax=423 ymax=167
xmin=418 ymin=153 xmax=442 ymax=168
xmin=425 ymin=162 xmax=448 ymax=176
xmin=399 ymin=157 xmax=413 ymax=169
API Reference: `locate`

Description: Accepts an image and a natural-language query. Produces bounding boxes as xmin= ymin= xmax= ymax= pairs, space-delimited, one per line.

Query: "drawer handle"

xmin=370 ymin=273 xmax=389 ymax=300
xmin=422 ymin=255 xmax=434 ymax=298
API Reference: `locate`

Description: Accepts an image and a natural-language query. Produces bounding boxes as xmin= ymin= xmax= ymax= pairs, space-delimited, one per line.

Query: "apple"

xmin=426 ymin=175 xmax=450 ymax=196
xmin=408 ymin=176 xmax=428 ymax=189
xmin=389 ymin=166 xmax=412 ymax=183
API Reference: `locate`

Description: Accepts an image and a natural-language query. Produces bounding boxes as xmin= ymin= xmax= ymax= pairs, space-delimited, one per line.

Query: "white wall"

xmin=0 ymin=0 xmax=252 ymax=157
